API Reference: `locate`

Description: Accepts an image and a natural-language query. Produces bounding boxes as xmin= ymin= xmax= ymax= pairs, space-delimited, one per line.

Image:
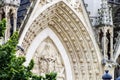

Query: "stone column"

xmin=103 ymin=29 xmax=107 ymax=59
xmin=4 ymin=6 xmax=10 ymax=42
xmin=110 ymin=29 xmax=113 ymax=60
xmin=0 ymin=10 xmax=2 ymax=21
xmin=5 ymin=17 xmax=11 ymax=42
xmin=13 ymin=13 xmax=17 ymax=32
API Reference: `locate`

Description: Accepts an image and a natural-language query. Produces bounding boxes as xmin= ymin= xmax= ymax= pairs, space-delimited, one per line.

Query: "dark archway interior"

xmin=9 ymin=9 xmax=14 ymax=37
xmin=106 ymin=30 xmax=111 ymax=60
xmin=1 ymin=9 xmax=5 ymax=20
xmin=99 ymin=29 xmax=103 ymax=49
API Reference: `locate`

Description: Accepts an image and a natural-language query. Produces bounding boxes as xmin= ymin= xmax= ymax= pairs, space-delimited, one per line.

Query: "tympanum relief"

xmin=32 ymin=37 xmax=66 ymax=80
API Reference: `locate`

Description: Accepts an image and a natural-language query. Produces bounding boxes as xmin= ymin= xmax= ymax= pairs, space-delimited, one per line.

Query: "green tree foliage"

xmin=0 ymin=19 xmax=57 ymax=80
xmin=0 ymin=19 xmax=6 ymax=37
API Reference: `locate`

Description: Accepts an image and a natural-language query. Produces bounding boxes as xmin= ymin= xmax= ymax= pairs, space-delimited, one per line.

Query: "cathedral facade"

xmin=0 ymin=0 xmax=120 ymax=80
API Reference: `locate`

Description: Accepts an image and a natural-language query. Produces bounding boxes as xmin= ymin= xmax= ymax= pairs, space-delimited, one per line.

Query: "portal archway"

xmin=18 ymin=1 xmax=102 ymax=80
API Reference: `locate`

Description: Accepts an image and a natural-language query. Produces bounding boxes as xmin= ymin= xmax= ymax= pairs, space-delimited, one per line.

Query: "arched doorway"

xmin=18 ymin=1 xmax=103 ymax=80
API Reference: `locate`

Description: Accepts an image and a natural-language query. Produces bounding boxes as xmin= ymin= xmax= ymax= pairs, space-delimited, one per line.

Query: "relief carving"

xmin=32 ymin=38 xmax=66 ymax=80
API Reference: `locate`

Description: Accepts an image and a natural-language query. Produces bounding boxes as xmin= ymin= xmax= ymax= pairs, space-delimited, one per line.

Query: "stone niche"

xmin=32 ymin=37 xmax=66 ymax=80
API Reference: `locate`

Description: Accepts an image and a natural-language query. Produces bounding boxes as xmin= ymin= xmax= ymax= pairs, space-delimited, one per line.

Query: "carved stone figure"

xmin=105 ymin=35 xmax=109 ymax=57
xmin=32 ymin=38 xmax=66 ymax=79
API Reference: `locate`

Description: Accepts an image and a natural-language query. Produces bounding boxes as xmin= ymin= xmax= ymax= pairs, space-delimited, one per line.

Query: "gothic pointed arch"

xmin=24 ymin=28 xmax=73 ymax=80
xmin=18 ymin=0 xmax=103 ymax=80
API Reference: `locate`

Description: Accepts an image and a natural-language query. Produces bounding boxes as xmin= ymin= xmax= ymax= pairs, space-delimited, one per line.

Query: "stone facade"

xmin=2 ymin=0 xmax=120 ymax=80
xmin=18 ymin=0 xmax=102 ymax=80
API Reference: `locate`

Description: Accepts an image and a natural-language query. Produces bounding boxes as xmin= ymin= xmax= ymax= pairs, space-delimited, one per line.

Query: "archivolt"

xmin=19 ymin=1 xmax=102 ymax=80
